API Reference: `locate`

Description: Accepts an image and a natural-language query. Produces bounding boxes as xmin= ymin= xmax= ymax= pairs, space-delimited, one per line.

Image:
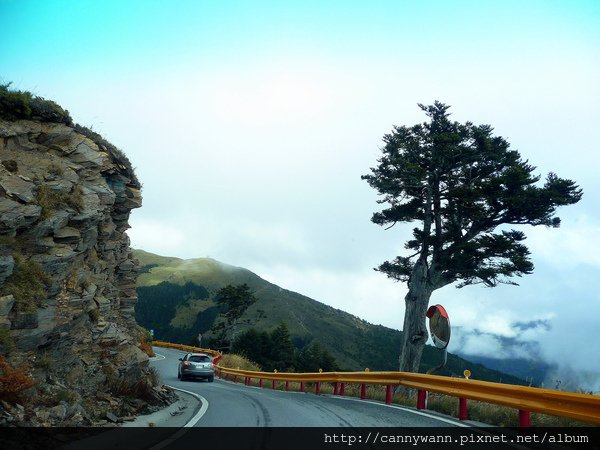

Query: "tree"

xmin=232 ymin=328 xmax=271 ymax=367
xmin=362 ymin=102 xmax=582 ymax=374
xmin=269 ymin=322 xmax=295 ymax=371
xmin=232 ymin=322 xmax=296 ymax=371
xmin=296 ymin=341 xmax=339 ymax=372
xmin=214 ymin=284 xmax=257 ymax=346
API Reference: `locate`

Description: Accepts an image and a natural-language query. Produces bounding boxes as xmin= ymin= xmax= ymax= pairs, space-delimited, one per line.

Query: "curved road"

xmin=150 ymin=347 xmax=466 ymax=428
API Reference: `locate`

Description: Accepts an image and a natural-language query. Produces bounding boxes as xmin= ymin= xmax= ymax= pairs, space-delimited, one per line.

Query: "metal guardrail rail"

xmin=152 ymin=341 xmax=223 ymax=362
xmin=152 ymin=341 xmax=600 ymax=426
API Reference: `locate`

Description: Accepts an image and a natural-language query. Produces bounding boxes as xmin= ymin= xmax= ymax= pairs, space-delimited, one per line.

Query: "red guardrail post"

xmin=519 ymin=410 xmax=531 ymax=428
xmin=272 ymin=380 xmax=276 ymax=390
xmin=316 ymin=382 xmax=321 ymax=395
xmin=360 ymin=384 xmax=367 ymax=400
xmin=259 ymin=379 xmax=263 ymax=388
xmin=285 ymin=381 xmax=289 ymax=391
xmin=234 ymin=375 xmax=237 ymax=383
xmin=340 ymin=383 xmax=345 ymax=396
xmin=333 ymin=382 xmax=339 ymax=395
xmin=300 ymin=382 xmax=305 ymax=392
xmin=459 ymin=398 xmax=468 ymax=420
xmin=417 ymin=390 xmax=427 ymax=410
xmin=385 ymin=385 xmax=393 ymax=404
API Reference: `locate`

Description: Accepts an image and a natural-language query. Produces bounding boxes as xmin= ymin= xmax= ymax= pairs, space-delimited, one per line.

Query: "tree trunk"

xmin=398 ymin=259 xmax=433 ymax=373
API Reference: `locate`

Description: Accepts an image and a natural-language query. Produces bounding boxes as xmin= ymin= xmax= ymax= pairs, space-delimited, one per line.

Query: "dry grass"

xmin=0 ymin=356 xmax=36 ymax=404
xmin=37 ymin=185 xmax=84 ymax=219
xmin=139 ymin=337 xmax=155 ymax=357
xmin=218 ymin=353 xmax=262 ymax=372
xmin=2 ymin=256 xmax=50 ymax=312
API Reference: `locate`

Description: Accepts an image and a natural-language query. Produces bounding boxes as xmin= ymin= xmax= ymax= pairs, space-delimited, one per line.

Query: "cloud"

xmin=526 ymin=215 xmax=600 ymax=269
xmin=127 ymin=218 xmax=186 ymax=256
xmin=252 ymin=264 xmax=406 ymax=327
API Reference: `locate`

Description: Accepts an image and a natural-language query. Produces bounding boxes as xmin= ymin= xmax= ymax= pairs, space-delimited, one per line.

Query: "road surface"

xmin=150 ymin=347 xmax=465 ymax=428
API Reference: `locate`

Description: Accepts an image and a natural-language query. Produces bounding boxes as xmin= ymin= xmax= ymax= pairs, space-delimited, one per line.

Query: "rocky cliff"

xmin=0 ymin=97 xmax=172 ymax=425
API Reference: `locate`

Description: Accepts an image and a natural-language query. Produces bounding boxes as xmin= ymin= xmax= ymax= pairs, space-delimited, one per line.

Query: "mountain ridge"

xmin=134 ymin=249 xmax=529 ymax=385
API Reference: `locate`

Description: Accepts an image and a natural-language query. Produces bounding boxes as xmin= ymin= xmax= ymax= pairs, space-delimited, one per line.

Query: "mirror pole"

xmin=426 ymin=348 xmax=448 ymax=375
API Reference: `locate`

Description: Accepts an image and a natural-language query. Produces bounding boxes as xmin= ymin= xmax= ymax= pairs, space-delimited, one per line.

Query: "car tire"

xmin=177 ymin=371 xmax=181 ymax=379
xmin=208 ymin=375 xmax=214 ymax=383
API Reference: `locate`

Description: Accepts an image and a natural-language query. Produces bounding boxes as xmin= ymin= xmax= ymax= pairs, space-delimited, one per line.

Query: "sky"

xmin=2 ymin=0 xmax=600 ymax=389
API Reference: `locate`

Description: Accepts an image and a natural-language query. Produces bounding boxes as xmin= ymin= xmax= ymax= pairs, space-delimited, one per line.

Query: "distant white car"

xmin=177 ymin=353 xmax=215 ymax=382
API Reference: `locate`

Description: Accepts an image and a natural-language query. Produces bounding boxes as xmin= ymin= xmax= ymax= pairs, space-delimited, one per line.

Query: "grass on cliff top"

xmin=0 ymin=82 xmax=140 ymax=188
xmin=0 ymin=83 xmax=72 ymax=125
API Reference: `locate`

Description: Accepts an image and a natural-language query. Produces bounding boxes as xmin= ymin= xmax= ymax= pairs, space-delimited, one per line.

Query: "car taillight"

xmin=183 ymin=362 xmax=191 ymax=367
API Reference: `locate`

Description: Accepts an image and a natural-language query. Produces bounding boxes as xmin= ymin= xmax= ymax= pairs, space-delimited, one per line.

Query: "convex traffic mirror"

xmin=426 ymin=304 xmax=450 ymax=349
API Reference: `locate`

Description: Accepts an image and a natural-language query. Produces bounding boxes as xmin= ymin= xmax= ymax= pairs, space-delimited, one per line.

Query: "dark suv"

xmin=177 ymin=353 xmax=215 ymax=382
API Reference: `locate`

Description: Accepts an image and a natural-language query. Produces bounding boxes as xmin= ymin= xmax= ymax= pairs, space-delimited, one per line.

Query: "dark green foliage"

xmin=135 ymin=281 xmax=210 ymax=343
xmin=232 ymin=322 xmax=339 ymax=373
xmin=139 ymin=264 xmax=159 ymax=274
xmin=191 ymin=306 xmax=222 ymax=339
xmin=232 ymin=328 xmax=273 ymax=368
xmin=363 ymin=102 xmax=582 ymax=374
xmin=296 ymin=341 xmax=340 ymax=372
xmin=269 ymin=322 xmax=295 ymax=371
xmin=215 ymin=284 xmax=257 ymax=323
xmin=363 ymin=101 xmax=583 ymax=288
xmin=215 ymin=284 xmax=257 ymax=345
xmin=231 ymin=324 xmax=293 ymax=372
xmin=0 ymin=83 xmax=72 ymax=125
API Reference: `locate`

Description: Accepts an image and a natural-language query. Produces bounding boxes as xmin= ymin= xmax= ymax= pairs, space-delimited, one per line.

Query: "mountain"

xmin=134 ymin=249 xmax=528 ymax=385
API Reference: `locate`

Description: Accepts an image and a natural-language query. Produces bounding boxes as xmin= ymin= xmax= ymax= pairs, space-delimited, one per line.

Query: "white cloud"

xmin=526 ymin=215 xmax=600 ymax=269
xmin=252 ymin=264 xmax=405 ymax=328
xmin=127 ymin=218 xmax=186 ymax=256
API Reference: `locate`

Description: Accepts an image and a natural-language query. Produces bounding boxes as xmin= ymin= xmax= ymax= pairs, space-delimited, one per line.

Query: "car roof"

xmin=189 ymin=353 xmax=211 ymax=357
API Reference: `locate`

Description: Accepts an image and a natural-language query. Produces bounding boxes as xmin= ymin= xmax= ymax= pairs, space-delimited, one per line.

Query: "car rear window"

xmin=189 ymin=355 xmax=211 ymax=363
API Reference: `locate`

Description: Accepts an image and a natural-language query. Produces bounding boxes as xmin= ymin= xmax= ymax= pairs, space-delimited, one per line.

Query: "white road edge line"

xmin=328 ymin=396 xmax=470 ymax=427
xmin=147 ymin=386 xmax=209 ymax=450
xmin=149 ymin=353 xmax=166 ymax=361
xmin=218 ymin=376 xmax=468 ymax=427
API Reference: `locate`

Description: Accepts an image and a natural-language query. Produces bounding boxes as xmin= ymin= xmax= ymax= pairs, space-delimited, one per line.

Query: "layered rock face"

xmin=0 ymin=119 xmax=170 ymax=425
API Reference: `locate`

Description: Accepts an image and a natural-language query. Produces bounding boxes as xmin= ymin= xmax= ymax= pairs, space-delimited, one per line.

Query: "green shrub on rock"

xmin=0 ymin=83 xmax=72 ymax=125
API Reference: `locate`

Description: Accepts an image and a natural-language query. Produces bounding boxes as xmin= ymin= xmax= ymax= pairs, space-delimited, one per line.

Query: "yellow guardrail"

xmin=152 ymin=341 xmax=600 ymax=426
xmin=152 ymin=341 xmax=223 ymax=360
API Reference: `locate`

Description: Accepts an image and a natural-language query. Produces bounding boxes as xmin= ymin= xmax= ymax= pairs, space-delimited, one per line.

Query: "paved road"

xmin=150 ymin=347 xmax=466 ymax=428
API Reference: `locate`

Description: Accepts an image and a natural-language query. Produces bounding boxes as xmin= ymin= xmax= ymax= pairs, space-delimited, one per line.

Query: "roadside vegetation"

xmin=228 ymin=322 xmax=340 ymax=373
